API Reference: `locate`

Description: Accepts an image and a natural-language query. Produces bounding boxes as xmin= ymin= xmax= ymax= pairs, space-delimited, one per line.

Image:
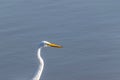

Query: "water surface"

xmin=0 ymin=0 xmax=120 ymax=80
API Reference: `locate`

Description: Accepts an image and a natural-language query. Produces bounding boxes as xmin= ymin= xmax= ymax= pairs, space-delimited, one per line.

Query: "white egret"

xmin=33 ymin=41 xmax=62 ymax=80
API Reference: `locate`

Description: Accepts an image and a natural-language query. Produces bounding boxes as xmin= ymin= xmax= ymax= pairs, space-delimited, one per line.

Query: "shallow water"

xmin=0 ymin=0 xmax=120 ymax=80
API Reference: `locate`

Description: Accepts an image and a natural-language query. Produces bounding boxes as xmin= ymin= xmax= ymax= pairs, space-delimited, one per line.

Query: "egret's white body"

xmin=32 ymin=41 xmax=62 ymax=80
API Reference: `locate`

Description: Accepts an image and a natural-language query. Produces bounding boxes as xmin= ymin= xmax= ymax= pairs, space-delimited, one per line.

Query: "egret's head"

xmin=39 ymin=41 xmax=62 ymax=48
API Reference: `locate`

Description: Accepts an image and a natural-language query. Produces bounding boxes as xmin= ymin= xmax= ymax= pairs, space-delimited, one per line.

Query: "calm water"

xmin=0 ymin=0 xmax=120 ymax=80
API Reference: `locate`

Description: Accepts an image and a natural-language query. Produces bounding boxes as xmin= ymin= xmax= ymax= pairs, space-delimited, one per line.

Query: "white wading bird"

xmin=33 ymin=41 xmax=62 ymax=80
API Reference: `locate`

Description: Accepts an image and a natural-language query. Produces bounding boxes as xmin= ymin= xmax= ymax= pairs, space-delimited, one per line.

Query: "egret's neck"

xmin=33 ymin=48 xmax=44 ymax=80
xmin=37 ymin=48 xmax=42 ymax=60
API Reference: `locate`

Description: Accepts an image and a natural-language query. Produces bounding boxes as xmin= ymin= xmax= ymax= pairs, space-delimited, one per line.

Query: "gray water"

xmin=0 ymin=0 xmax=120 ymax=80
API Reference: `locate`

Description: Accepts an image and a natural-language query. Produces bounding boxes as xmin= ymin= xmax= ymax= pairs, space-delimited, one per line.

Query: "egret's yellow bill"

xmin=47 ymin=43 xmax=62 ymax=48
